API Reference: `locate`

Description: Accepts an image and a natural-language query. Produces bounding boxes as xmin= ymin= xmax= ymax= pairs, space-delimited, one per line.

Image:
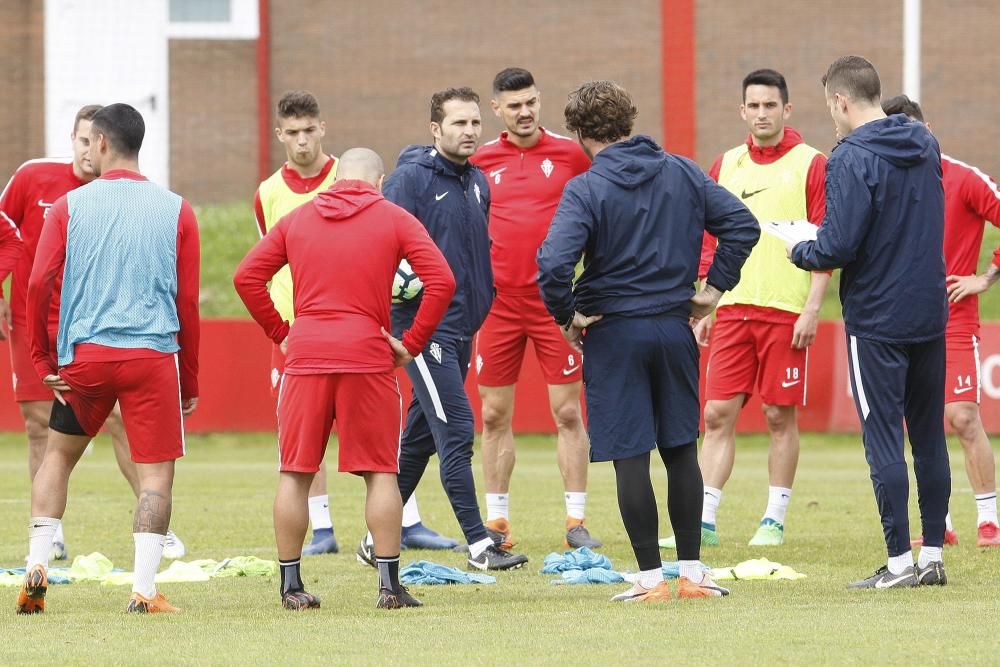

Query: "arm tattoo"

xmin=133 ymin=490 xmax=172 ymax=534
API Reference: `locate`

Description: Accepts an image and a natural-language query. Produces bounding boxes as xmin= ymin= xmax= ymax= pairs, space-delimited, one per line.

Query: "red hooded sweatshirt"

xmin=234 ymin=179 xmax=455 ymax=374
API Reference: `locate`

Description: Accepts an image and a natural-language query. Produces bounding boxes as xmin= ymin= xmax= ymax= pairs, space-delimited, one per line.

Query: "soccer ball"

xmin=392 ymin=259 xmax=423 ymax=304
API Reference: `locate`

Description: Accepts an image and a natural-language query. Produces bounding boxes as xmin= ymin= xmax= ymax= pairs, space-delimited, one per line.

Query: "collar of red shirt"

xmin=743 ymin=126 xmax=804 ymax=165
xmin=99 ymin=168 xmax=147 ymax=182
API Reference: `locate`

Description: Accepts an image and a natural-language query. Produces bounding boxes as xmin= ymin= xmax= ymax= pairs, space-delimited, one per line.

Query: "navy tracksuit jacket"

xmin=385 ymin=144 xmax=493 ymax=545
xmin=537 ymin=135 xmax=759 ymax=461
xmin=792 ymin=114 xmax=950 ymax=554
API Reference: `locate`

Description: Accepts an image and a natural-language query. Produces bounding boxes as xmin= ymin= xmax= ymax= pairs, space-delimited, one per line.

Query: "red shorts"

xmin=59 ymin=355 xmax=185 ymax=463
xmin=276 ymin=372 xmax=401 ymax=474
xmin=269 ymin=344 xmax=285 ymax=398
xmin=476 ymin=291 xmax=581 ymax=386
xmin=8 ymin=323 xmax=55 ymax=402
xmin=706 ymin=318 xmax=807 ymax=406
xmin=945 ymin=332 xmax=980 ymax=404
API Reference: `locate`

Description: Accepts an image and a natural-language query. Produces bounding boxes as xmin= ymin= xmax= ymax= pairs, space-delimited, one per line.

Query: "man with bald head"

xmin=236 ymin=147 xmax=456 ymax=610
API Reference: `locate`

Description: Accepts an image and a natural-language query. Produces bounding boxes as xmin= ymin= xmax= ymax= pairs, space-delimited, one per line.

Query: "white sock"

xmin=637 ymin=567 xmax=664 ymax=590
xmin=53 ymin=521 xmax=65 ymax=545
xmin=565 ymin=492 xmax=586 ymax=520
xmin=27 ymin=517 xmax=60 ymax=569
xmin=679 ymin=560 xmax=703 ymax=582
xmin=887 ymin=551 xmax=914 ymax=575
xmin=485 ymin=493 xmax=509 ymax=521
xmin=307 ymin=494 xmax=333 ymax=531
xmin=401 ymin=494 xmax=421 ymax=528
xmin=132 ymin=532 xmax=166 ymax=599
xmin=945 ymin=512 xmax=955 ymax=532
xmin=469 ymin=537 xmax=494 ymax=559
xmin=917 ymin=545 xmax=943 ymax=568
xmin=364 ymin=531 xmax=373 ymax=547
xmin=762 ymin=486 xmax=792 ymax=524
xmin=975 ymin=492 xmax=998 ymax=526
xmin=702 ymin=487 xmax=723 ymax=526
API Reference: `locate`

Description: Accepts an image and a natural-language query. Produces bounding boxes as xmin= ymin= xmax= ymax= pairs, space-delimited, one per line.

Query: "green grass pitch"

xmin=1 ymin=432 xmax=997 ymax=665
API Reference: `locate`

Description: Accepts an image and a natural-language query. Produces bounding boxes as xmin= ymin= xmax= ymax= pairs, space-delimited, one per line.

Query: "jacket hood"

xmin=840 ymin=114 xmax=936 ymax=167
xmin=312 ymin=179 xmax=383 ymax=220
xmin=591 ymin=135 xmax=666 ymax=189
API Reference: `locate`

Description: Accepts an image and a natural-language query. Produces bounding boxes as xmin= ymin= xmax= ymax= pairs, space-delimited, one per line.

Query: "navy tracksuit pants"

xmin=396 ymin=337 xmax=490 ymax=546
xmin=846 ymin=334 xmax=951 ymax=556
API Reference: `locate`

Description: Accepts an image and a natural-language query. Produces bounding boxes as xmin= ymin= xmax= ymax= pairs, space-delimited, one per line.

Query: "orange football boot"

xmin=126 ymin=591 xmax=181 ymax=613
xmin=16 ymin=564 xmax=47 ymax=615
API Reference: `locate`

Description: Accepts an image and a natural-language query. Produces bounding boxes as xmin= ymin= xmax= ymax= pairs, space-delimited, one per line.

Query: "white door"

xmin=45 ymin=0 xmax=169 ymax=186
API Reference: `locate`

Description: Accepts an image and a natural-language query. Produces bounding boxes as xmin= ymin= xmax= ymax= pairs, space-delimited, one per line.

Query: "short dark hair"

xmin=492 ymin=67 xmax=535 ymax=95
xmin=882 ymin=94 xmax=924 ymax=122
xmin=430 ymin=87 xmax=480 ymax=124
xmin=277 ymin=90 xmax=320 ymax=119
xmin=743 ymin=69 xmax=788 ymax=104
xmin=90 ymin=103 xmax=144 ymax=158
xmin=564 ymin=80 xmax=636 ymax=144
xmin=73 ymin=104 xmax=102 ymax=135
xmin=822 ymin=55 xmax=881 ymax=104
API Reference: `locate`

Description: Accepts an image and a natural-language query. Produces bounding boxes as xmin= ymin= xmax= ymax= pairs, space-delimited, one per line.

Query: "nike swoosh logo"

xmin=435 ymin=192 xmax=449 ymax=201
xmin=953 ymin=386 xmax=975 ymax=395
xmin=875 ymin=573 xmax=912 ymax=588
xmin=562 ymin=366 xmax=581 ymax=376
xmin=38 ymin=199 xmax=54 ymax=208
xmin=781 ymin=380 xmax=800 ymax=388
xmin=489 ymin=168 xmax=506 ymax=177
xmin=741 ymin=187 xmax=768 ymax=199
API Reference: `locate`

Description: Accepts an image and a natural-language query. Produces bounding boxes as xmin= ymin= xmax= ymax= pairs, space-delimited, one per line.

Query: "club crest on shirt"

xmin=429 ymin=341 xmax=443 ymax=364
xmin=541 ymin=159 xmax=554 ymax=178
xmin=270 ymin=368 xmax=280 ymax=389
xmin=474 ymin=182 xmax=482 ymax=204
xmin=476 ymin=354 xmax=483 ymax=373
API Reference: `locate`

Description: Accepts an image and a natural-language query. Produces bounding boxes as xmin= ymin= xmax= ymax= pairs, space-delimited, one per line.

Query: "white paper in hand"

xmin=761 ymin=220 xmax=818 ymax=245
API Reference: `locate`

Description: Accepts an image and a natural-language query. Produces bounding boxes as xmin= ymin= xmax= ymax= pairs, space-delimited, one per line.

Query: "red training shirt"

xmin=28 ymin=170 xmax=201 ymax=399
xmin=0 ymin=158 xmax=84 ymax=328
xmin=942 ymin=154 xmax=1000 ymax=336
xmin=234 ymin=179 xmax=456 ymax=374
xmin=471 ymin=128 xmax=591 ymax=296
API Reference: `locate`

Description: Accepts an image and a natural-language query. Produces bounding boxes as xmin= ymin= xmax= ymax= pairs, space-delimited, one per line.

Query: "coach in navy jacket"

xmin=536 ymin=81 xmax=758 ymax=599
xmin=378 ymin=88 xmax=528 ymax=572
xmin=791 ymin=115 xmax=947 ymax=343
xmin=791 ymin=57 xmax=949 ymax=589
xmin=386 ymin=144 xmax=493 ymax=340
xmin=537 ymin=135 xmax=760 ymax=325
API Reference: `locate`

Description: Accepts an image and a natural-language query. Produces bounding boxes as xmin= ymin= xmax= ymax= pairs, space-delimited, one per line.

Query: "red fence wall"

xmin=1 ymin=320 xmax=998 ymax=433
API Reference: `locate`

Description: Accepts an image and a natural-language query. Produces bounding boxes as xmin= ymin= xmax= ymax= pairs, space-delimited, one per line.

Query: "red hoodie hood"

xmin=744 ymin=126 xmax=804 ymax=165
xmin=312 ymin=179 xmax=383 ymax=220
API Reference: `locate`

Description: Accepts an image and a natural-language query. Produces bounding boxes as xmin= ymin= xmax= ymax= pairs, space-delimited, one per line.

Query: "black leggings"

xmin=613 ymin=442 xmax=703 ymax=570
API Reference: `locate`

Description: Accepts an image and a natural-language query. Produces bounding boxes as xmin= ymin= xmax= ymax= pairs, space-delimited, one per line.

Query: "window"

xmin=168 ymin=0 xmax=258 ymax=39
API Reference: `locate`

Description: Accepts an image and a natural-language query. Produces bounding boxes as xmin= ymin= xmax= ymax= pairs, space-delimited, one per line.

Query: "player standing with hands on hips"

xmin=538 ymin=81 xmax=758 ymax=601
xmin=236 ymin=148 xmax=456 ymax=609
xmin=789 ymin=56 xmax=952 ymax=589
xmin=19 ymin=103 xmax=200 ymax=614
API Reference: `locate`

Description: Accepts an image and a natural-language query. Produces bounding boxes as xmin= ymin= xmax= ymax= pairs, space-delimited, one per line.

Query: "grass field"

xmin=193 ymin=203 xmax=1000 ymax=321
xmin=1 ymin=433 xmax=997 ymax=665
